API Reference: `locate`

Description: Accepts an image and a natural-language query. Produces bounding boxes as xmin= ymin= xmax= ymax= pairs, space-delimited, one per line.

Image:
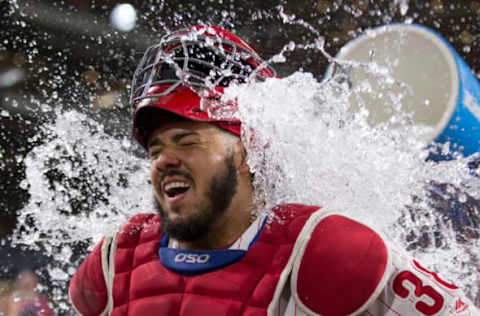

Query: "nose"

xmin=152 ymin=147 xmax=181 ymax=172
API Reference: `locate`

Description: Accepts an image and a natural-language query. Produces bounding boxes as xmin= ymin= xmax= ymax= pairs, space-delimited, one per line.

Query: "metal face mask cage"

xmin=129 ymin=28 xmax=277 ymax=111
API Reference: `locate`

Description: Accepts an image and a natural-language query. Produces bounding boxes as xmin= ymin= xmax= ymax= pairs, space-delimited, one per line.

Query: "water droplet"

xmin=121 ymin=138 xmax=131 ymax=149
xmin=287 ymin=41 xmax=295 ymax=51
xmin=315 ymin=36 xmax=325 ymax=50
xmin=49 ymin=267 xmax=69 ymax=281
xmin=397 ymin=0 xmax=409 ymax=15
xmin=19 ymin=180 xmax=29 ymax=190
xmin=271 ymin=54 xmax=286 ymax=63
xmin=12 ymin=291 xmax=20 ymax=302
xmin=41 ymin=103 xmax=51 ymax=112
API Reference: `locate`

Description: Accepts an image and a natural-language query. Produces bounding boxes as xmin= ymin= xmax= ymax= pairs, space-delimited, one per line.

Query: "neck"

xmin=178 ymin=181 xmax=256 ymax=250
xmin=178 ymin=206 xmax=256 ymax=251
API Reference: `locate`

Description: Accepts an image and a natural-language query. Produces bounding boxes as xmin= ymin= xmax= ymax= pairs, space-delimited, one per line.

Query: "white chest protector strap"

xmin=288 ymin=210 xmax=392 ymax=316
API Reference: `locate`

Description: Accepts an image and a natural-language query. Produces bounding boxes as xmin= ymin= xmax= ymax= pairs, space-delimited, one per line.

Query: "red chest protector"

xmin=112 ymin=204 xmax=318 ymax=316
xmin=70 ymin=204 xmax=390 ymax=316
xmin=70 ymin=204 xmax=320 ymax=316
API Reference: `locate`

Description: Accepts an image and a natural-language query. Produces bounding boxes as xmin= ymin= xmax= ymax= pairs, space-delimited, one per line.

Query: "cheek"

xmin=188 ymin=154 xmax=224 ymax=178
xmin=195 ymin=155 xmax=229 ymax=188
xmin=204 ymin=151 xmax=227 ymax=166
xmin=150 ymin=163 xmax=161 ymax=189
xmin=149 ymin=163 xmax=156 ymax=180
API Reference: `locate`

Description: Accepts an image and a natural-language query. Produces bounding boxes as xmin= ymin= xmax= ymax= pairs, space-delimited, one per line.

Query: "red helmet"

xmin=130 ymin=25 xmax=276 ymax=149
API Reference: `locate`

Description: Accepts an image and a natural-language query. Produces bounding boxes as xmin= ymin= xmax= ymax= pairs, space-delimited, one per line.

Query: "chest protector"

xmin=70 ymin=204 xmax=390 ymax=316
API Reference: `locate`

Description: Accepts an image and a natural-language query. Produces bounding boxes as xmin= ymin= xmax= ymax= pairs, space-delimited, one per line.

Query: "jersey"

xmin=69 ymin=204 xmax=477 ymax=315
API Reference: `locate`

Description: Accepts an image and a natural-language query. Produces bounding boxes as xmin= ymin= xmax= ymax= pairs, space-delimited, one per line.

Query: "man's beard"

xmin=154 ymin=154 xmax=238 ymax=242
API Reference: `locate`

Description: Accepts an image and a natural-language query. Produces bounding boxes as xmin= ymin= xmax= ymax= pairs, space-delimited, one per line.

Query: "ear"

xmin=233 ymin=138 xmax=250 ymax=174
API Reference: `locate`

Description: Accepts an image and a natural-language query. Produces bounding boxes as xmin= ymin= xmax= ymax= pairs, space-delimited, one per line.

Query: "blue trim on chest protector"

xmin=158 ymin=217 xmax=267 ymax=275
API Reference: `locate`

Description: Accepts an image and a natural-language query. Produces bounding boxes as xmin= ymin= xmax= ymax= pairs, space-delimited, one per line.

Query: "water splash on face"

xmin=221 ymin=60 xmax=480 ymax=300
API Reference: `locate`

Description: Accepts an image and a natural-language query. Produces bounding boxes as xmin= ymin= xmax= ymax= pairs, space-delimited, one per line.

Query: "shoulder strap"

xmin=99 ymin=231 xmax=118 ymax=316
xmin=266 ymin=206 xmax=322 ymax=315
xmin=101 ymin=213 xmax=160 ymax=315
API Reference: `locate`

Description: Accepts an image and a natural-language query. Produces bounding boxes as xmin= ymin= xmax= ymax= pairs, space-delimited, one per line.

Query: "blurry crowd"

xmin=0 ymin=243 xmax=53 ymax=316
xmin=0 ymin=269 xmax=52 ymax=316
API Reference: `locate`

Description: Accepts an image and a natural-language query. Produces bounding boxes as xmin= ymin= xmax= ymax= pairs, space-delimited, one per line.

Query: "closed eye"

xmin=147 ymin=131 xmax=201 ymax=156
xmin=149 ymin=148 xmax=163 ymax=158
xmin=176 ymin=134 xmax=200 ymax=147
xmin=179 ymin=141 xmax=197 ymax=147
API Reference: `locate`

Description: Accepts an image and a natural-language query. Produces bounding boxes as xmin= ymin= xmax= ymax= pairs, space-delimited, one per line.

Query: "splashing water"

xmin=5 ymin=3 xmax=480 ymax=311
xmin=12 ymin=109 xmax=152 ymax=301
xmin=220 ymin=56 xmax=480 ymax=300
xmin=13 ymin=35 xmax=480 ymax=310
xmin=14 ymin=110 xmax=152 ymax=245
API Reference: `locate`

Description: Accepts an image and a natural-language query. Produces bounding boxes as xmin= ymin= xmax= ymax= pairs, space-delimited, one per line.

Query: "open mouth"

xmin=164 ymin=181 xmax=191 ymax=199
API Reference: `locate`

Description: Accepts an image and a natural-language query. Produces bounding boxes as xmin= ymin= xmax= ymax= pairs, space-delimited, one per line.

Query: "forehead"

xmin=148 ymin=120 xmax=218 ymax=142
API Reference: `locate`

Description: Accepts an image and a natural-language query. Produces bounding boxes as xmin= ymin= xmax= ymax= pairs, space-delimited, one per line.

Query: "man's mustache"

xmin=160 ymin=169 xmax=194 ymax=184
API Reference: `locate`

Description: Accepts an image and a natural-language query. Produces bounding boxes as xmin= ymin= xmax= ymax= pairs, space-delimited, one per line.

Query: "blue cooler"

xmin=331 ymin=24 xmax=480 ymax=160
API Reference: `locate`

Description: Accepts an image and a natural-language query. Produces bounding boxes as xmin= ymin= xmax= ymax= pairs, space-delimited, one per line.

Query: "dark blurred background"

xmin=1 ymin=0 xmax=479 ymax=313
